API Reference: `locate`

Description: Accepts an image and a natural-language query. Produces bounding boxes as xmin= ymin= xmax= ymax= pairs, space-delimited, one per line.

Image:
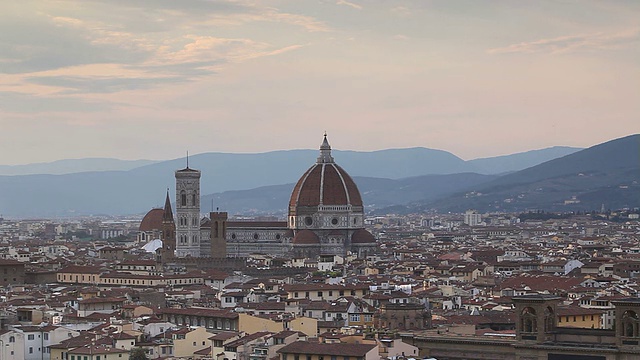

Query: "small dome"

xmin=293 ymin=230 xmax=321 ymax=245
xmin=140 ymin=208 xmax=164 ymax=232
xmin=351 ymin=229 xmax=376 ymax=244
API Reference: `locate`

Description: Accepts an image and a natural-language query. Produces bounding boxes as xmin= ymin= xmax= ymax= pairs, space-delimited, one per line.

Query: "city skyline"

xmin=1 ymin=0 xmax=639 ymax=165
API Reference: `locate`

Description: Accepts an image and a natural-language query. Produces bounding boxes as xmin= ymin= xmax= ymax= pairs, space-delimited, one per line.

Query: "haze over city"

xmin=1 ymin=0 xmax=639 ymax=165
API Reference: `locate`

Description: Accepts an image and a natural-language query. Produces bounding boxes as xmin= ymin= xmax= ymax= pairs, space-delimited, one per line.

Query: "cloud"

xmin=0 ymin=91 xmax=113 ymax=113
xmin=336 ymin=0 xmax=362 ymax=10
xmin=25 ymin=75 xmax=188 ymax=94
xmin=391 ymin=6 xmax=412 ymax=17
xmin=488 ymin=28 xmax=640 ymax=54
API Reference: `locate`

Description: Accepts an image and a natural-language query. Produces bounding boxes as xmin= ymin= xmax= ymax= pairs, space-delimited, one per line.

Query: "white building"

xmin=464 ymin=210 xmax=482 ymax=226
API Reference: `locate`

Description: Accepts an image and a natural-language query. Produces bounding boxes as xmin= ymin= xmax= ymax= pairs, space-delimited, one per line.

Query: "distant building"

xmin=464 ymin=209 xmax=482 ymax=226
xmin=0 ymin=259 xmax=25 ymax=286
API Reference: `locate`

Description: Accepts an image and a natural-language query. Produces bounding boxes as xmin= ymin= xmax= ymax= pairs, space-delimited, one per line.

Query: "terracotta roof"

xmin=289 ymin=163 xmax=362 ymax=208
xmin=277 ymin=341 xmax=376 ymax=356
xmin=158 ymin=307 xmax=238 ymax=319
xmin=140 ymin=208 xmax=164 ymax=232
xmin=293 ymin=230 xmax=321 ymax=245
xmin=351 ymin=229 xmax=376 ymax=244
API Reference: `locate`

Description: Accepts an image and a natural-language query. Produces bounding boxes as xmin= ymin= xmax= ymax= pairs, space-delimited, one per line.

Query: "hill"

xmin=201 ymin=173 xmax=498 ymax=215
xmin=420 ymin=134 xmax=640 ymax=212
xmin=468 ymin=146 xmax=581 ymax=174
xmin=0 ymin=147 xmax=473 ymax=217
xmin=0 ymin=158 xmax=157 ymax=175
xmin=0 ymin=141 xmax=617 ymax=217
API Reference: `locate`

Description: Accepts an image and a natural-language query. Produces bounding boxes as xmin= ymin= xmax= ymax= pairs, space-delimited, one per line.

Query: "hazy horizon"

xmin=0 ymin=142 xmax=592 ymax=167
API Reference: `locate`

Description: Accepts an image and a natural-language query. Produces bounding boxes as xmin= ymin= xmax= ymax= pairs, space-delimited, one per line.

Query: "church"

xmin=139 ymin=135 xmax=377 ymax=260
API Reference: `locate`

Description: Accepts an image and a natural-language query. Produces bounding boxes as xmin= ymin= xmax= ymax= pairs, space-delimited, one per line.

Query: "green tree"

xmin=129 ymin=347 xmax=148 ymax=360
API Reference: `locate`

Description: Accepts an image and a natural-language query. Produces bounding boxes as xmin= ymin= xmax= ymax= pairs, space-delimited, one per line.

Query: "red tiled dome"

xmin=289 ymin=163 xmax=362 ymax=208
xmin=351 ymin=229 xmax=376 ymax=244
xmin=289 ymin=135 xmax=363 ymax=210
xmin=139 ymin=208 xmax=164 ymax=232
xmin=292 ymin=230 xmax=321 ymax=245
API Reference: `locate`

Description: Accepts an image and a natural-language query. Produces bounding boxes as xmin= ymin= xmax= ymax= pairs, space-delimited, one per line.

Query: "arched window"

xmin=192 ymin=194 xmax=196 ymax=206
xmin=544 ymin=306 xmax=554 ymax=333
xmin=622 ymin=310 xmax=639 ymax=338
xmin=9 ymin=336 xmax=15 ymax=343
xmin=181 ymin=191 xmax=187 ymax=206
xmin=521 ymin=307 xmax=537 ymax=333
xmin=214 ymin=222 xmax=219 ymax=238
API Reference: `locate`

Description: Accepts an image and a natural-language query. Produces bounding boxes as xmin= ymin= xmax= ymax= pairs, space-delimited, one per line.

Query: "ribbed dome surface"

xmin=139 ymin=208 xmax=164 ymax=231
xmin=351 ymin=229 xmax=376 ymax=244
xmin=289 ymin=163 xmax=363 ymax=208
xmin=292 ymin=229 xmax=321 ymax=244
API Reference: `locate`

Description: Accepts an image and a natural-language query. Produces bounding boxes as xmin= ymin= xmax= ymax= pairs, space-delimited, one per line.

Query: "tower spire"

xmin=317 ymin=132 xmax=334 ymax=163
xmin=186 ymin=151 xmax=189 ymax=169
xmin=163 ymin=188 xmax=174 ymax=222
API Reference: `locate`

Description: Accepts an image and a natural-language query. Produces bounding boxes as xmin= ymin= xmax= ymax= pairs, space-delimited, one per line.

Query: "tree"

xmin=129 ymin=347 xmax=149 ymax=360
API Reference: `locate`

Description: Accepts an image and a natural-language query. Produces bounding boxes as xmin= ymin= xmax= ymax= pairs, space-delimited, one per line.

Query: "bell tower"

xmin=210 ymin=211 xmax=228 ymax=259
xmin=513 ymin=294 xmax=560 ymax=343
xmin=161 ymin=190 xmax=176 ymax=263
xmin=175 ymin=158 xmax=201 ymax=258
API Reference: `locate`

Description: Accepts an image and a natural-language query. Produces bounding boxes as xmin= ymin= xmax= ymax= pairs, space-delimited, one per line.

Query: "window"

xmin=28 ymin=334 xmax=35 ymax=340
xmin=44 ymin=333 xmax=49 ymax=340
xmin=350 ymin=314 xmax=361 ymax=322
xmin=318 ymin=291 xmax=323 ymax=297
xmin=29 ymin=347 xmax=34 ymax=354
xmin=181 ymin=191 xmax=187 ymax=206
xmin=71 ymin=356 xmax=75 ymax=360
xmin=9 ymin=336 xmax=14 ymax=343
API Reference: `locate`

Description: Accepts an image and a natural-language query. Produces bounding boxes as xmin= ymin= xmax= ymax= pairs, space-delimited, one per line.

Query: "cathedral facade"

xmin=144 ymin=135 xmax=376 ymax=260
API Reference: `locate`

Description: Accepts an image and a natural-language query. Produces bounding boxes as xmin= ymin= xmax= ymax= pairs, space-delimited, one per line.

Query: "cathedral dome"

xmin=351 ymin=229 xmax=376 ymax=244
xmin=140 ymin=208 xmax=164 ymax=232
xmin=292 ymin=229 xmax=321 ymax=245
xmin=289 ymin=135 xmax=363 ymax=209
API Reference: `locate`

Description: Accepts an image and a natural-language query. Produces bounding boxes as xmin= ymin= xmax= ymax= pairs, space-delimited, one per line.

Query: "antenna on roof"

xmin=186 ymin=151 xmax=189 ymax=169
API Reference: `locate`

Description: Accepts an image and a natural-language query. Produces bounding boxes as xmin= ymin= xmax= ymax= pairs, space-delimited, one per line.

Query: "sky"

xmin=1 ymin=0 xmax=639 ymax=165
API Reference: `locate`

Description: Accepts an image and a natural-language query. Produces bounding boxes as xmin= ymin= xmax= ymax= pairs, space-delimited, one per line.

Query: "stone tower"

xmin=513 ymin=294 xmax=560 ymax=343
xmin=175 ymin=163 xmax=201 ymax=257
xmin=161 ymin=190 xmax=176 ymax=263
xmin=210 ymin=211 xmax=228 ymax=258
